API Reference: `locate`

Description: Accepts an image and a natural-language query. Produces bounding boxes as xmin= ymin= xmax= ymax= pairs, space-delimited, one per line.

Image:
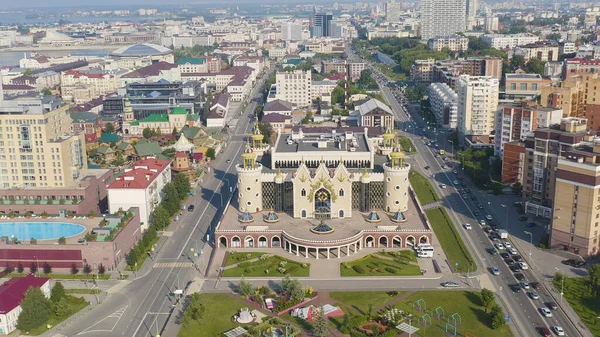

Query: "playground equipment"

xmin=412 ymin=298 xmax=427 ymax=312
xmin=418 ymin=313 xmax=432 ymax=327
xmin=434 ymin=306 xmax=445 ymax=320
xmin=449 ymin=313 xmax=462 ymax=326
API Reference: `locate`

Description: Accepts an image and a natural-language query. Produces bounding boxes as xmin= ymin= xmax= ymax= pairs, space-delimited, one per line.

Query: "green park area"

xmin=399 ymin=136 xmax=417 ymax=154
xmin=425 ymin=208 xmax=476 ymax=273
xmin=29 ymin=296 xmax=88 ymax=335
xmin=330 ymin=291 xmax=402 ymax=316
xmin=222 ymin=252 xmax=310 ymax=277
xmin=554 ymin=273 xmax=600 ymax=337
xmin=408 ymin=169 xmax=439 ymax=205
xmin=341 ymin=251 xmax=421 ymax=277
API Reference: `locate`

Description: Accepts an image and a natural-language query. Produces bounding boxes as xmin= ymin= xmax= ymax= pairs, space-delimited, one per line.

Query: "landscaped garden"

xmin=409 ymin=169 xmax=439 ymax=205
xmin=399 ymin=136 xmax=417 ymax=154
xmin=340 ymin=251 xmax=421 ymax=277
xmin=222 ymin=253 xmax=310 ymax=277
xmin=553 ymin=272 xmax=600 ymax=337
xmin=224 ymin=251 xmax=268 ymax=266
xmin=425 ymin=207 xmax=476 ymax=273
xmin=330 ymin=291 xmax=402 ymax=316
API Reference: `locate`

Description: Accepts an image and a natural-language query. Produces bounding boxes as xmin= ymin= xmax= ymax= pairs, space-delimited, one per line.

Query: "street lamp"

xmin=500 ymin=204 xmax=509 ymax=231
xmin=555 ymin=267 xmax=564 ymax=303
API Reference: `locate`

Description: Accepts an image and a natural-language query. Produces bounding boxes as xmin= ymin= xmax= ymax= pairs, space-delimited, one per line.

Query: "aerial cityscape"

xmin=0 ymin=1 xmax=599 ymax=337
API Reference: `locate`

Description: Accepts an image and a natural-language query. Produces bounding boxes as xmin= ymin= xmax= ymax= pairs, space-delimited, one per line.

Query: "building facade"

xmin=0 ymin=275 xmax=50 ymax=335
xmin=420 ymin=0 xmax=466 ymax=40
xmin=427 ymin=35 xmax=469 ymax=52
xmin=482 ymin=33 xmax=539 ymax=49
xmin=456 ymin=75 xmax=499 ymax=147
xmin=275 ymin=70 xmax=312 ymax=107
xmin=427 ymin=83 xmax=458 ymax=129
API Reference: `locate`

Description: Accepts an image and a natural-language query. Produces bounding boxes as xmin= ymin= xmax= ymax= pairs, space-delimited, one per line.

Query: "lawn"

xmin=425 ymin=208 xmax=476 ymax=273
xmin=7 ymin=273 xmax=110 ymax=280
xmin=330 ymin=291 xmax=402 ymax=315
xmin=399 ymin=136 xmax=417 ymax=154
xmin=373 ymin=64 xmax=407 ymax=82
xmin=177 ymin=293 xmax=242 ymax=337
xmin=29 ymin=295 xmax=89 ymax=335
xmin=340 ymin=252 xmax=421 ymax=277
xmin=409 ymin=169 xmax=439 ymax=205
xmin=65 ymin=288 xmax=101 ymax=295
xmin=222 ymin=255 xmax=310 ymax=277
xmin=224 ymin=251 xmax=267 ymax=266
xmin=553 ymin=276 xmax=600 ymax=337
xmin=394 ymin=291 xmax=514 ymax=337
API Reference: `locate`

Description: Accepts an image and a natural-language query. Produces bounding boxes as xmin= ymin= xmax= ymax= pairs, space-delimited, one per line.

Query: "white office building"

xmin=275 ymin=70 xmax=312 ymax=107
xmin=427 ymin=83 xmax=458 ymax=129
xmin=482 ymin=33 xmax=539 ymax=49
xmin=281 ymin=22 xmax=303 ymax=41
xmin=420 ymin=0 xmax=467 ymax=40
xmin=457 ymin=75 xmax=499 ymax=146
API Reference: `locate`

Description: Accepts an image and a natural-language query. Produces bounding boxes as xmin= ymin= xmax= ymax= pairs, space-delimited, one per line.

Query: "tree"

xmin=238 ymin=278 xmax=254 ymax=297
xmin=70 ymin=263 xmax=79 ymax=275
xmin=17 ymin=263 xmax=24 ymax=274
xmin=511 ymin=182 xmax=523 ymax=196
xmin=58 ymin=237 xmax=66 ymax=245
xmin=127 ymin=246 xmax=140 ymax=268
xmin=312 ymin=307 xmax=329 ymax=337
xmin=143 ymin=127 xmax=153 ymax=139
xmin=43 ymin=262 xmax=52 ymax=275
xmin=481 ymin=288 xmax=496 ymax=313
xmin=42 ymin=88 xmax=52 ymax=96
xmin=257 ymin=122 xmax=273 ymax=145
xmin=182 ymin=293 xmax=205 ymax=327
xmin=372 ymin=324 xmax=380 ymax=337
xmin=112 ymin=152 xmax=125 ymax=167
xmin=151 ymin=205 xmax=170 ymax=230
xmin=367 ymin=303 xmax=374 ymax=320
xmin=172 ymin=126 xmax=178 ymax=135
xmin=589 ymin=264 xmax=600 ymax=291
xmin=289 ymin=281 xmax=305 ymax=303
xmin=490 ymin=305 xmax=506 ymax=329
xmin=30 ymin=262 xmax=38 ymax=274
xmin=23 ymin=68 xmax=33 ymax=76
xmin=301 ymin=110 xmax=313 ymax=124
xmin=83 ymin=264 xmax=92 ymax=275
xmin=105 ymin=122 xmax=115 ymax=133
xmin=524 ymin=58 xmax=546 ymax=76
xmin=50 ymin=282 xmax=66 ymax=304
xmin=510 ymin=55 xmax=526 ymax=70
xmin=173 ymin=173 xmax=191 ymax=199
xmin=98 ymin=264 xmax=106 ymax=275
xmin=546 ymin=32 xmax=562 ymax=41
xmin=54 ymin=297 xmax=70 ymax=317
xmin=206 ymin=147 xmax=216 ymax=160
xmin=4 ymin=263 xmax=14 ymax=274
xmin=17 ymin=287 xmax=52 ymax=332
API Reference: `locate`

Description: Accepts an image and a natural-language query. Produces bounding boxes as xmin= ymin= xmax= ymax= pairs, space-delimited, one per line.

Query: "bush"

xmin=385 ymin=267 xmax=398 ymax=274
xmin=352 ymin=265 xmax=366 ymax=274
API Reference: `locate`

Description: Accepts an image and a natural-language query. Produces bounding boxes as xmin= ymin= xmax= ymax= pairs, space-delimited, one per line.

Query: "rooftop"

xmin=505 ymin=73 xmax=543 ymax=80
xmin=264 ymin=99 xmax=293 ymax=112
xmin=110 ymin=43 xmax=172 ymax=57
xmin=275 ymin=130 xmax=370 ymax=154
xmin=108 ymin=159 xmax=171 ymax=189
xmin=121 ymin=62 xmax=178 ymax=79
xmin=0 ymin=275 xmax=50 ymax=314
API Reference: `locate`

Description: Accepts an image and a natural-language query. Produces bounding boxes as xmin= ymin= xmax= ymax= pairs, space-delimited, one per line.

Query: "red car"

xmin=539 ymin=327 xmax=551 ymax=337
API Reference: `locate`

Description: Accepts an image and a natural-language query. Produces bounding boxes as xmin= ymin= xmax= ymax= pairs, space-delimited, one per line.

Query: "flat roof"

xmin=275 ymin=133 xmax=370 ymax=154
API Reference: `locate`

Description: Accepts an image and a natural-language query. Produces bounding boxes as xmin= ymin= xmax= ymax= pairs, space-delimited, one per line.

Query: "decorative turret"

xmin=383 ymin=143 xmax=411 ymax=212
xmin=382 ymin=126 xmax=395 ymax=148
xmin=241 ymin=143 xmax=257 ymax=169
xmin=391 ymin=208 xmax=406 ymax=223
xmin=251 ymin=124 xmax=264 ymax=149
xmin=236 ymin=143 xmax=263 ymax=213
xmin=366 ymin=209 xmax=381 ymax=223
xmin=264 ymin=210 xmax=280 ymax=223
xmin=389 ymin=143 xmax=405 ymax=168
xmin=238 ymin=209 xmax=254 ymax=223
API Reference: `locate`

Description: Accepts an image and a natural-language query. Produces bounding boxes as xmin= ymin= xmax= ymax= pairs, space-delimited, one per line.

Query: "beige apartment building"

xmin=60 ymin=70 xmax=120 ymax=103
xmin=275 ymin=70 xmax=312 ymax=107
xmin=457 ymin=75 xmax=499 ymax=147
xmin=552 ymin=146 xmax=600 ymax=257
xmin=514 ymin=42 xmax=559 ymax=62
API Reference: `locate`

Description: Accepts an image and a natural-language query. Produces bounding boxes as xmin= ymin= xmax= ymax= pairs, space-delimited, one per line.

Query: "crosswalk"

xmin=153 ymin=262 xmax=194 ymax=268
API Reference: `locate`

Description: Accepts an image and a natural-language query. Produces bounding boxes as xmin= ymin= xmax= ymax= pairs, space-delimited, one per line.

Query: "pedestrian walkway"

xmin=421 ymin=201 xmax=443 ymax=210
xmin=153 ymin=262 xmax=194 ymax=268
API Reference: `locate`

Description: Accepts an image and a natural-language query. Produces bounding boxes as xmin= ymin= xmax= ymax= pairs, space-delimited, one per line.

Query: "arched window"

xmin=339 ymin=209 xmax=344 ymax=218
xmin=301 ymin=189 xmax=306 ymax=197
xmin=301 ymin=209 xmax=307 ymax=218
xmin=339 ymin=189 xmax=344 ymax=197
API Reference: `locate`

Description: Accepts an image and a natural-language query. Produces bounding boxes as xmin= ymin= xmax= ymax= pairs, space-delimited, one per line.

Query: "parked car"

xmin=504 ymin=258 xmax=515 ymax=266
xmin=507 ymin=248 xmax=518 ymax=255
xmin=500 ymin=252 xmax=510 ymax=259
xmin=519 ymin=216 xmax=528 ymax=221
xmin=510 ymin=265 xmax=522 ymax=272
xmin=512 ymin=255 xmax=523 ymax=262
xmin=518 ymin=262 xmax=529 ymax=270
xmin=495 ymin=243 xmax=505 ymax=250
xmin=491 ymin=266 xmax=500 ymax=276
xmin=187 ymin=205 xmax=195 ymax=212
xmin=442 ymin=282 xmax=460 ymax=288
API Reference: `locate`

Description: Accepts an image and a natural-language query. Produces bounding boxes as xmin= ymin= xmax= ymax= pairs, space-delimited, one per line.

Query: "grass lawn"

xmin=341 ymin=252 xmax=421 ymax=277
xmin=224 ymin=251 xmax=266 ymax=266
xmin=425 ymin=208 xmax=476 ymax=273
xmin=395 ymin=291 xmax=513 ymax=337
xmin=29 ymin=295 xmax=89 ymax=335
xmin=7 ymin=273 xmax=110 ymax=280
xmin=409 ymin=169 xmax=439 ymax=205
xmin=222 ymin=255 xmax=310 ymax=277
xmin=330 ymin=291 xmax=402 ymax=315
xmin=126 ymin=236 xmax=160 ymax=271
xmin=553 ymin=276 xmax=600 ymax=337
xmin=399 ymin=136 xmax=417 ymax=154
xmin=65 ymin=288 xmax=101 ymax=295
xmin=177 ymin=293 xmax=242 ymax=337
xmin=373 ymin=64 xmax=407 ymax=82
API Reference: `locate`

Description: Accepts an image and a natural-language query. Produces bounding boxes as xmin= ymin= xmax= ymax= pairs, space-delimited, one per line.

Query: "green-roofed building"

xmin=97 ymin=145 xmax=116 ymax=162
xmin=282 ymin=58 xmax=303 ymax=68
xmin=171 ymin=107 xmax=187 ymax=115
xmin=180 ymin=125 xmax=205 ymax=144
xmin=134 ymin=141 xmax=163 ymax=158
xmin=99 ymin=133 xmax=123 ymax=145
xmin=176 ymin=57 xmax=207 ymax=65
xmin=140 ymin=114 xmax=169 ymax=123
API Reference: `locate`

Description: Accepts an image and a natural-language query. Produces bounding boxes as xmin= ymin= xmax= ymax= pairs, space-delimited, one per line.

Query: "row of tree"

xmin=4 ymin=262 xmax=101 ymax=276
xmin=17 ymin=282 xmax=74 ymax=332
xmin=126 ymin=173 xmax=191 ymax=269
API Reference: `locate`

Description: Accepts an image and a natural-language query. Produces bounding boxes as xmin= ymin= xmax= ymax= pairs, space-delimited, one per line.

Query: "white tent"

xmin=174 ymin=132 xmax=194 ymax=152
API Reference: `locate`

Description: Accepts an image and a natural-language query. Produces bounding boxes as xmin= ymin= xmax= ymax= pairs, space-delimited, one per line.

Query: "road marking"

xmin=153 ymin=262 xmax=194 ymax=268
xmin=76 ymin=305 xmax=128 ymax=335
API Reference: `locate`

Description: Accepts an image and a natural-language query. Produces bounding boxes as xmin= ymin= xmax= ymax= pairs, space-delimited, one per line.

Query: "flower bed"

xmin=276 ymin=294 xmax=319 ymax=316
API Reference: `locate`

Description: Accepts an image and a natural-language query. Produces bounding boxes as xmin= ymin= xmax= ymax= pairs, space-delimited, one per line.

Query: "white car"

xmin=442 ymin=282 xmax=460 ymax=288
xmin=518 ymin=262 xmax=529 ymax=270
xmin=539 ymin=307 xmax=553 ymax=317
xmin=453 ymin=180 xmax=459 ymax=185
xmin=508 ymin=248 xmax=518 ymax=255
xmin=495 ymin=243 xmax=505 ymax=250
xmin=503 ymin=241 xmax=512 ymax=248
xmin=485 ymin=214 xmax=493 ymax=221
xmin=463 ymin=223 xmax=472 ymax=230
xmin=520 ymin=282 xmax=530 ymax=289
xmin=529 ymin=291 xmax=539 ymax=300
xmin=479 ymin=219 xmax=486 ymax=225
xmin=552 ymin=326 xmax=565 ymax=336
xmin=491 ymin=266 xmax=500 ymax=276
xmin=440 ymin=183 xmax=447 ymax=189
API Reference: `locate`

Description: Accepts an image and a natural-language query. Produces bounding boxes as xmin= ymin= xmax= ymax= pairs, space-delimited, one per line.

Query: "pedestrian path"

xmin=422 ymin=201 xmax=443 ymax=210
xmin=153 ymin=262 xmax=194 ymax=268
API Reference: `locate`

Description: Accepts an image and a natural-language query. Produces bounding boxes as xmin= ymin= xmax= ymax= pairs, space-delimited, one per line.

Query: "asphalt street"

xmin=349 ymin=44 xmax=585 ymax=337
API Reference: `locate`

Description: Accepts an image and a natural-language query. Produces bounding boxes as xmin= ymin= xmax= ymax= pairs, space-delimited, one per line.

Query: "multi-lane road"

xmin=351 ymin=46 xmax=584 ymax=337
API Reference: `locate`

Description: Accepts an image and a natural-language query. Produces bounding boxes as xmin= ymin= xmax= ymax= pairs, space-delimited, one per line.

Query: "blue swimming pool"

xmin=0 ymin=222 xmax=85 ymax=241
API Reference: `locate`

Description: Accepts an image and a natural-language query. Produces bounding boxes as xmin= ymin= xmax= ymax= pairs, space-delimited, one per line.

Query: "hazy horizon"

xmin=3 ymin=0 xmax=330 ymax=9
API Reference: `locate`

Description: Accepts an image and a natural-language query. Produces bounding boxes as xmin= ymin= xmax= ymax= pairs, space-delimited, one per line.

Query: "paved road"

xmin=348 ymin=44 xmax=586 ymax=337
xmin=58 ymin=68 xmax=274 ymax=337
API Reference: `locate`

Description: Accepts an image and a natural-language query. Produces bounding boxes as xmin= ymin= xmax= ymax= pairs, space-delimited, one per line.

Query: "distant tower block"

xmin=383 ymin=145 xmax=411 ymax=212
xmin=236 ymin=144 xmax=263 ymax=213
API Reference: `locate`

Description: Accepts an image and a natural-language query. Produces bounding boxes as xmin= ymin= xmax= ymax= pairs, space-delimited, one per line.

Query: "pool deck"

xmin=0 ymin=216 xmax=100 ymax=244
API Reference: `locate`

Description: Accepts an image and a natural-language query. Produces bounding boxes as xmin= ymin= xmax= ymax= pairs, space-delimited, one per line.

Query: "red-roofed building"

xmin=107 ymin=159 xmax=172 ymax=228
xmin=61 ymin=70 xmax=119 ymax=103
xmin=562 ymin=58 xmax=600 ymax=80
xmin=120 ymin=61 xmax=181 ymax=86
xmin=0 ymin=274 xmax=50 ymax=335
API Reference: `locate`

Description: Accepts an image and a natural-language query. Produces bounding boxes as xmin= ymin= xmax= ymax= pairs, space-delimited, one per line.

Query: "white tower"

xmin=383 ymin=146 xmax=411 ymax=212
xmin=236 ymin=144 xmax=263 ymax=213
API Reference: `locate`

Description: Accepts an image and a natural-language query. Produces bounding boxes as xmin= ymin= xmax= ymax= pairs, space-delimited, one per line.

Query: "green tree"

xmin=312 ymin=307 xmax=329 ymax=337
xmin=105 ymin=122 xmax=115 ymax=133
xmin=172 ymin=126 xmax=178 ymax=135
xmin=206 ymin=148 xmax=216 ymax=160
xmin=54 ymin=296 xmax=70 ymax=316
xmin=301 ymin=110 xmax=313 ymax=124
xmin=142 ymin=127 xmax=153 ymax=139
xmin=289 ymin=281 xmax=305 ymax=303
xmin=524 ymin=59 xmax=546 ymax=76
xmin=42 ymin=88 xmax=52 ymax=96
xmin=23 ymin=68 xmax=33 ymax=76
xmin=238 ymin=277 xmax=254 ymax=297
xmin=182 ymin=293 xmax=205 ymax=327
xmin=173 ymin=173 xmax=191 ymax=200
xmin=17 ymin=287 xmax=52 ymax=332
xmin=17 ymin=263 xmax=24 ymax=274
xmin=546 ymin=32 xmax=562 ymax=41
xmin=58 ymin=236 xmax=66 ymax=245
xmin=510 ymin=55 xmax=526 ymax=70
xmin=127 ymin=246 xmax=140 ymax=268
xmin=511 ymin=182 xmax=523 ymax=195
xmin=30 ymin=262 xmax=38 ymax=274
xmin=50 ymin=282 xmax=66 ymax=304
xmin=70 ymin=263 xmax=79 ymax=275
xmin=589 ymin=264 xmax=600 ymax=291
xmin=43 ymin=262 xmax=52 ymax=275
xmin=490 ymin=305 xmax=506 ymax=329
xmin=468 ymin=36 xmax=489 ymax=51
xmin=112 ymin=152 xmax=125 ymax=167
xmin=162 ymin=183 xmax=181 ymax=215
xmin=257 ymin=122 xmax=273 ymax=145
xmin=98 ymin=264 xmax=106 ymax=275
xmin=203 ymin=91 xmax=213 ymax=122
xmin=151 ymin=205 xmax=170 ymax=230
xmin=481 ymin=288 xmax=496 ymax=313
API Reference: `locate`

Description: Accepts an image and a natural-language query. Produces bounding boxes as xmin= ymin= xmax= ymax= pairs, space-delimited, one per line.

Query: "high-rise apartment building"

xmin=420 ymin=0 xmax=466 ymax=40
xmin=456 ymin=75 xmax=499 ymax=146
xmin=466 ymin=0 xmax=478 ymax=29
xmin=281 ymin=22 xmax=303 ymax=41
xmin=427 ymin=83 xmax=458 ymax=129
xmin=275 ymin=70 xmax=312 ymax=107
xmin=386 ymin=1 xmax=402 ymax=21
xmin=310 ymin=12 xmax=333 ymax=37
